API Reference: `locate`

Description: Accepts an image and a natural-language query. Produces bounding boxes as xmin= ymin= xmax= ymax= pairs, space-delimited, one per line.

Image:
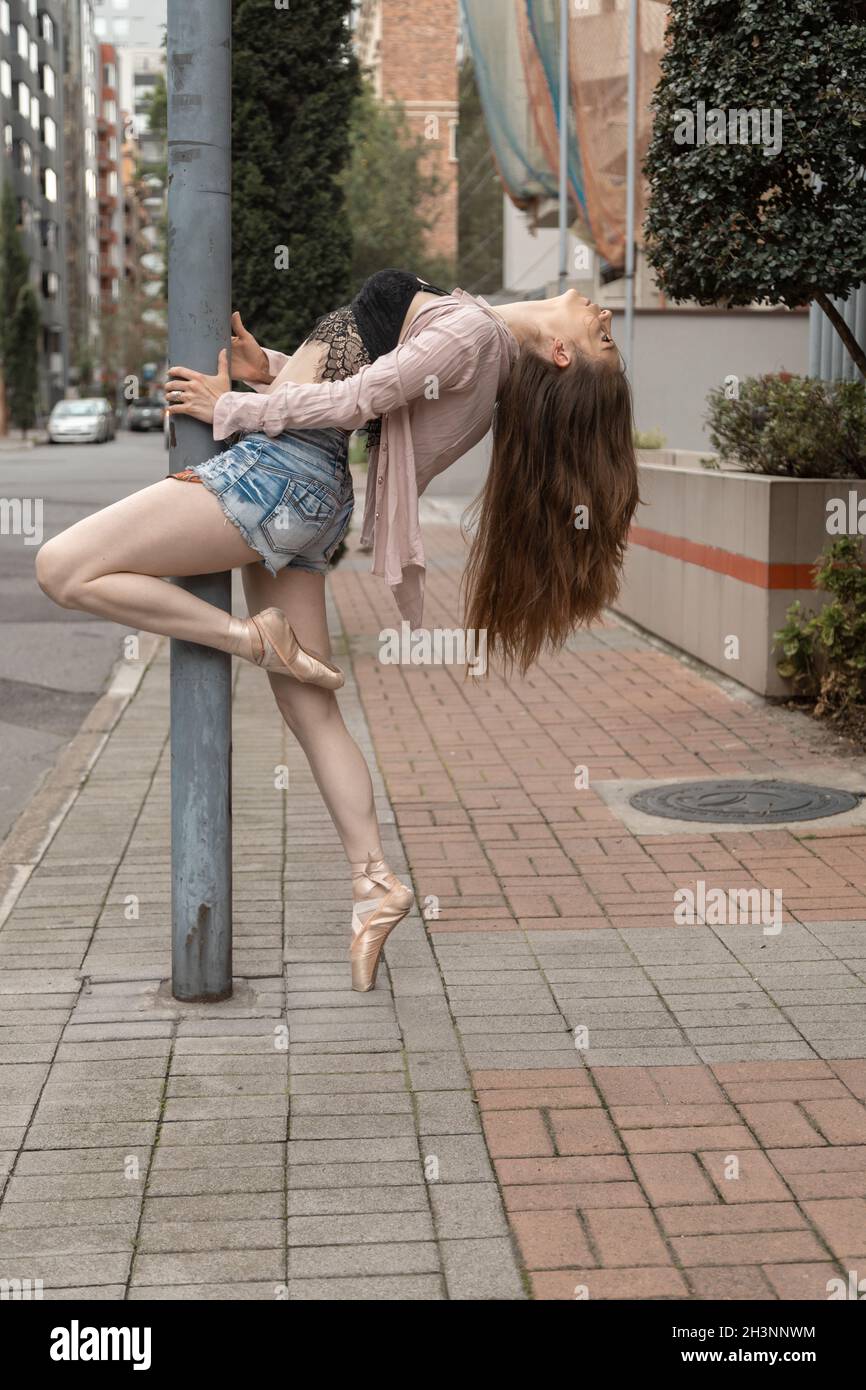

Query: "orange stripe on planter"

xmin=629 ymin=525 xmax=816 ymax=590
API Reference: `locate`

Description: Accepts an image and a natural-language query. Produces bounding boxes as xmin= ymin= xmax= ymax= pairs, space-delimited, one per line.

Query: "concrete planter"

xmin=616 ymin=460 xmax=866 ymax=697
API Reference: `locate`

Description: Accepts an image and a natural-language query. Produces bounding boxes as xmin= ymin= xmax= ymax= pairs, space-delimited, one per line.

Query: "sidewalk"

xmin=1 ymin=510 xmax=865 ymax=1300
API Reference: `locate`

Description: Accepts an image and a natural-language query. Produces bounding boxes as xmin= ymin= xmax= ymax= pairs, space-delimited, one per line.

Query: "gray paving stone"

xmin=290 ymin=1113 xmax=416 ymax=1141
xmin=288 ymin=1210 xmax=434 ymax=1246
xmin=138 ymin=1220 xmax=284 ymax=1252
xmin=420 ymin=1134 xmax=495 ymax=1184
xmin=287 ymin=1137 xmax=418 ymax=1165
xmin=142 ymin=1193 xmax=283 ymax=1223
xmin=430 ymin=1183 xmax=509 ymax=1239
xmin=0 ymin=1224 xmax=137 ymax=1256
xmin=289 ymin=1239 xmax=440 ymax=1279
xmin=415 ymin=1091 xmax=482 ymax=1136
xmin=439 ymin=1237 xmax=525 ymax=1300
xmin=286 ymin=1274 xmax=443 ymax=1300
xmin=133 ymin=1249 xmax=283 ymax=1285
xmin=286 ymin=1161 xmax=422 ymax=1189
xmin=0 ymin=1252 xmax=131 ymax=1287
xmin=146 ymin=1167 xmax=285 ymax=1197
xmin=285 ymin=1186 xmax=427 ymax=1218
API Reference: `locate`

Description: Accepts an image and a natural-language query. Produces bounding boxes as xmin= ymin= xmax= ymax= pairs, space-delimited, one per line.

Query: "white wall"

xmin=426 ymin=305 xmax=810 ymax=498
xmin=615 ymin=308 xmax=809 ymax=452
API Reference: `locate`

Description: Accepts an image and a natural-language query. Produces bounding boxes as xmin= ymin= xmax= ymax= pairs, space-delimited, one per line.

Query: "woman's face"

xmin=537 ymin=290 xmax=618 ymax=368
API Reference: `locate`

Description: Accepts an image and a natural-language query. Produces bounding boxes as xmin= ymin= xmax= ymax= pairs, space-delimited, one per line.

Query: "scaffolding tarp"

xmin=463 ymin=0 xmax=668 ymax=265
xmin=460 ymin=0 xmax=559 ymax=206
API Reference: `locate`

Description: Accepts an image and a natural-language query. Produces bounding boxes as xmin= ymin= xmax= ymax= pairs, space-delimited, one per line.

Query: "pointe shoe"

xmin=349 ymin=858 xmax=414 ymax=992
xmin=241 ymin=608 xmax=344 ymax=690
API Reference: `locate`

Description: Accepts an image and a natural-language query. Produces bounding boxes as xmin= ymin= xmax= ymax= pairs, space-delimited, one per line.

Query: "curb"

xmin=0 ymin=632 xmax=163 ymax=932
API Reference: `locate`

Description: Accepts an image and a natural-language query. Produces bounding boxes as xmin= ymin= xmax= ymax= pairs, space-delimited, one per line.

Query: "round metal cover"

xmin=629 ymin=779 xmax=859 ymax=824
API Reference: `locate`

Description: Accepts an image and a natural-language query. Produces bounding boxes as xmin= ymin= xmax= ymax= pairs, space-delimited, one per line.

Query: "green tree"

xmin=340 ymin=80 xmax=454 ymax=293
xmin=232 ymin=0 xmax=359 ymax=351
xmin=457 ymin=57 xmax=503 ymax=297
xmin=0 ymin=182 xmax=32 ymax=433
xmin=644 ymin=0 xmax=866 ymax=376
xmin=6 ymin=283 xmax=40 ymax=434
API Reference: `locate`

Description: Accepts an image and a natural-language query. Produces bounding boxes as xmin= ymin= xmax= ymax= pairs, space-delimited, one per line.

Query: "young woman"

xmin=35 ymin=270 xmax=638 ymax=991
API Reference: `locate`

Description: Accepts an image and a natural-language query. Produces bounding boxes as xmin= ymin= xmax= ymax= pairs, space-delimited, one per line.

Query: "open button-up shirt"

xmin=212 ymin=290 xmax=519 ymax=627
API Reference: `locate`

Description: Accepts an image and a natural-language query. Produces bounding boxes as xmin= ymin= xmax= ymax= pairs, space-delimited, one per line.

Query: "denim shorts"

xmin=176 ymin=427 xmax=354 ymax=576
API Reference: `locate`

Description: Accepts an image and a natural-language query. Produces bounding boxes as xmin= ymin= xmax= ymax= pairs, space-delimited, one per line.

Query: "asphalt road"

xmin=0 ymin=428 xmax=170 ymax=842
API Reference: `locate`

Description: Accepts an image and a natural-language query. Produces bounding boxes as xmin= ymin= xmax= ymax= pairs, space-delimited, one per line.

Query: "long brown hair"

xmin=462 ymin=343 xmax=640 ymax=674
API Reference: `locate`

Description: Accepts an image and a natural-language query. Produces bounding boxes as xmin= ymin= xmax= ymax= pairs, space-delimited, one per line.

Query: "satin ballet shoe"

xmin=349 ymin=858 xmax=414 ymax=992
xmin=231 ymin=608 xmax=344 ymax=690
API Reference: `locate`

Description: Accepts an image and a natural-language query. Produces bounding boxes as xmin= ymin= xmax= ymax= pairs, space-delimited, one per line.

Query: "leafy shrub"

xmin=634 ymin=427 xmax=667 ymax=449
xmin=707 ymin=375 xmax=866 ymax=478
xmin=775 ymin=537 xmax=866 ymax=715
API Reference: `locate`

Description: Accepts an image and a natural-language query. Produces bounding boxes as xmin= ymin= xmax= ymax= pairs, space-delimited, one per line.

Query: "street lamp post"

xmin=624 ymin=0 xmax=638 ymax=376
xmin=558 ymin=0 xmax=570 ymax=293
xmin=166 ymin=0 xmax=233 ymax=1002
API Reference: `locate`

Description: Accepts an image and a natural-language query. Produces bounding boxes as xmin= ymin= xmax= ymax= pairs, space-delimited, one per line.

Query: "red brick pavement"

xmin=474 ymin=1061 xmax=866 ymax=1300
xmin=331 ymin=519 xmax=866 ymax=1298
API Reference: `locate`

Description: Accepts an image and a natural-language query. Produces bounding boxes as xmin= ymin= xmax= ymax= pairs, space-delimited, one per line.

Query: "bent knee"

xmin=35 ymin=537 xmax=84 ymax=608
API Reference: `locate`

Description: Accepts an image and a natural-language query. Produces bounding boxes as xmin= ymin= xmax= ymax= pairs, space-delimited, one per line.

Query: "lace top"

xmin=303 ymin=270 xmax=449 ymax=447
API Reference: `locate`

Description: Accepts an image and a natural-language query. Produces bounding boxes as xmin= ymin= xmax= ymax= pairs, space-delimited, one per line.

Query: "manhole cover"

xmin=629 ymin=779 xmax=859 ymax=824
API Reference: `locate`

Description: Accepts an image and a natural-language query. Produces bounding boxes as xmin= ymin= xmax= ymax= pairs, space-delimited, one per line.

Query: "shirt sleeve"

xmin=240 ymin=347 xmax=289 ymax=395
xmin=212 ymin=312 xmax=491 ymax=440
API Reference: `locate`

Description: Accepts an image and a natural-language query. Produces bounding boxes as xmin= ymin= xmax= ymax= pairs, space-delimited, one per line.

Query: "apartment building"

xmin=0 ymin=0 xmax=67 ymax=412
xmin=354 ymin=0 xmax=460 ymax=266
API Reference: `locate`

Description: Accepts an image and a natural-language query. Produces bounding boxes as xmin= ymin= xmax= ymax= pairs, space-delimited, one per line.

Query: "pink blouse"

xmin=212 ymin=290 xmax=519 ymax=627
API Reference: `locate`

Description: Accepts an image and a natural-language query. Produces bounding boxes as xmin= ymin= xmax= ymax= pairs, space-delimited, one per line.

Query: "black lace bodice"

xmin=303 ymin=270 xmax=449 ymax=447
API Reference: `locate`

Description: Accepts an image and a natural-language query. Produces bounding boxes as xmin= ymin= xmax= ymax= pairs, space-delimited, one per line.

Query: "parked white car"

xmin=48 ymin=398 xmax=116 ymax=444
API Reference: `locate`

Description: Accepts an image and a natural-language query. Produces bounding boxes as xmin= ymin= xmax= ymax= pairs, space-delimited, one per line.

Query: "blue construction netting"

xmin=460 ymin=0 xmax=560 ymax=205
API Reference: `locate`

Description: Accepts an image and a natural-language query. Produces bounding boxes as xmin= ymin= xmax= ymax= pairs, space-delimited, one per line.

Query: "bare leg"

xmin=35 ymin=479 xmax=262 ymax=652
xmin=242 ymin=563 xmax=385 ymax=867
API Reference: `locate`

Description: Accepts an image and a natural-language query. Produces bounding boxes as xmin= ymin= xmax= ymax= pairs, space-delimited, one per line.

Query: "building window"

xmin=30 ymin=95 xmax=39 ymax=130
xmin=104 ymin=63 xmax=116 ymax=87
xmin=41 ymin=64 xmax=55 ymax=98
xmin=18 ymin=199 xmax=33 ymax=234
xmin=0 ymin=61 xmax=11 ymax=100
xmin=42 ymin=114 xmax=56 ymax=149
xmin=42 ymin=166 xmax=57 ymax=202
xmin=42 ymin=219 xmax=57 ymax=251
xmin=41 ymin=13 xmax=55 ymax=46
xmin=94 ymin=16 xmax=107 ymax=38
xmin=114 ymin=0 xmax=130 ymax=8
xmin=85 ymin=85 xmax=95 ymax=116
xmin=17 ymin=23 xmax=28 ymax=59
xmin=42 ymin=270 xmax=60 ymax=301
xmin=17 ymin=81 xmax=30 ymax=118
xmin=28 ymin=0 xmax=37 ymax=16
xmin=16 ymin=139 xmax=32 ymax=175
xmin=107 ymin=134 xmax=117 ymax=160
xmin=107 ymin=170 xmax=118 ymax=196
xmin=85 ymin=128 xmax=96 ymax=159
xmin=2 ymin=124 xmax=11 ymax=156
xmin=104 ymin=99 xmax=116 ymax=123
xmin=0 ymin=2 xmax=9 ymax=36
xmin=113 ymin=18 xmax=129 ymax=37
xmin=85 ymin=168 xmax=97 ymax=199
xmin=30 ymin=40 xmax=38 ymax=73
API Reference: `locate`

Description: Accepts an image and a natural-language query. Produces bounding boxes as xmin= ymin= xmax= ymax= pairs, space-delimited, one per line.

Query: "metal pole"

xmin=558 ymin=0 xmax=570 ymax=292
xmin=624 ymin=0 xmax=638 ymax=375
xmin=808 ymin=301 xmax=822 ymax=378
xmin=167 ymin=0 xmax=233 ymax=1002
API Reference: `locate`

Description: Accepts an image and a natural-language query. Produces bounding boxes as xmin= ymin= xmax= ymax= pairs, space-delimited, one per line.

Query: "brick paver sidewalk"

xmin=0 ymin=508 xmax=864 ymax=1300
xmin=330 ymin=513 xmax=866 ymax=1301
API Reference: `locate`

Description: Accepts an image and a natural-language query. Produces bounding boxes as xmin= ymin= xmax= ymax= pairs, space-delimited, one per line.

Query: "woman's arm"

xmin=211 ymin=314 xmax=490 ymax=439
xmin=241 ymin=347 xmax=290 ymax=393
